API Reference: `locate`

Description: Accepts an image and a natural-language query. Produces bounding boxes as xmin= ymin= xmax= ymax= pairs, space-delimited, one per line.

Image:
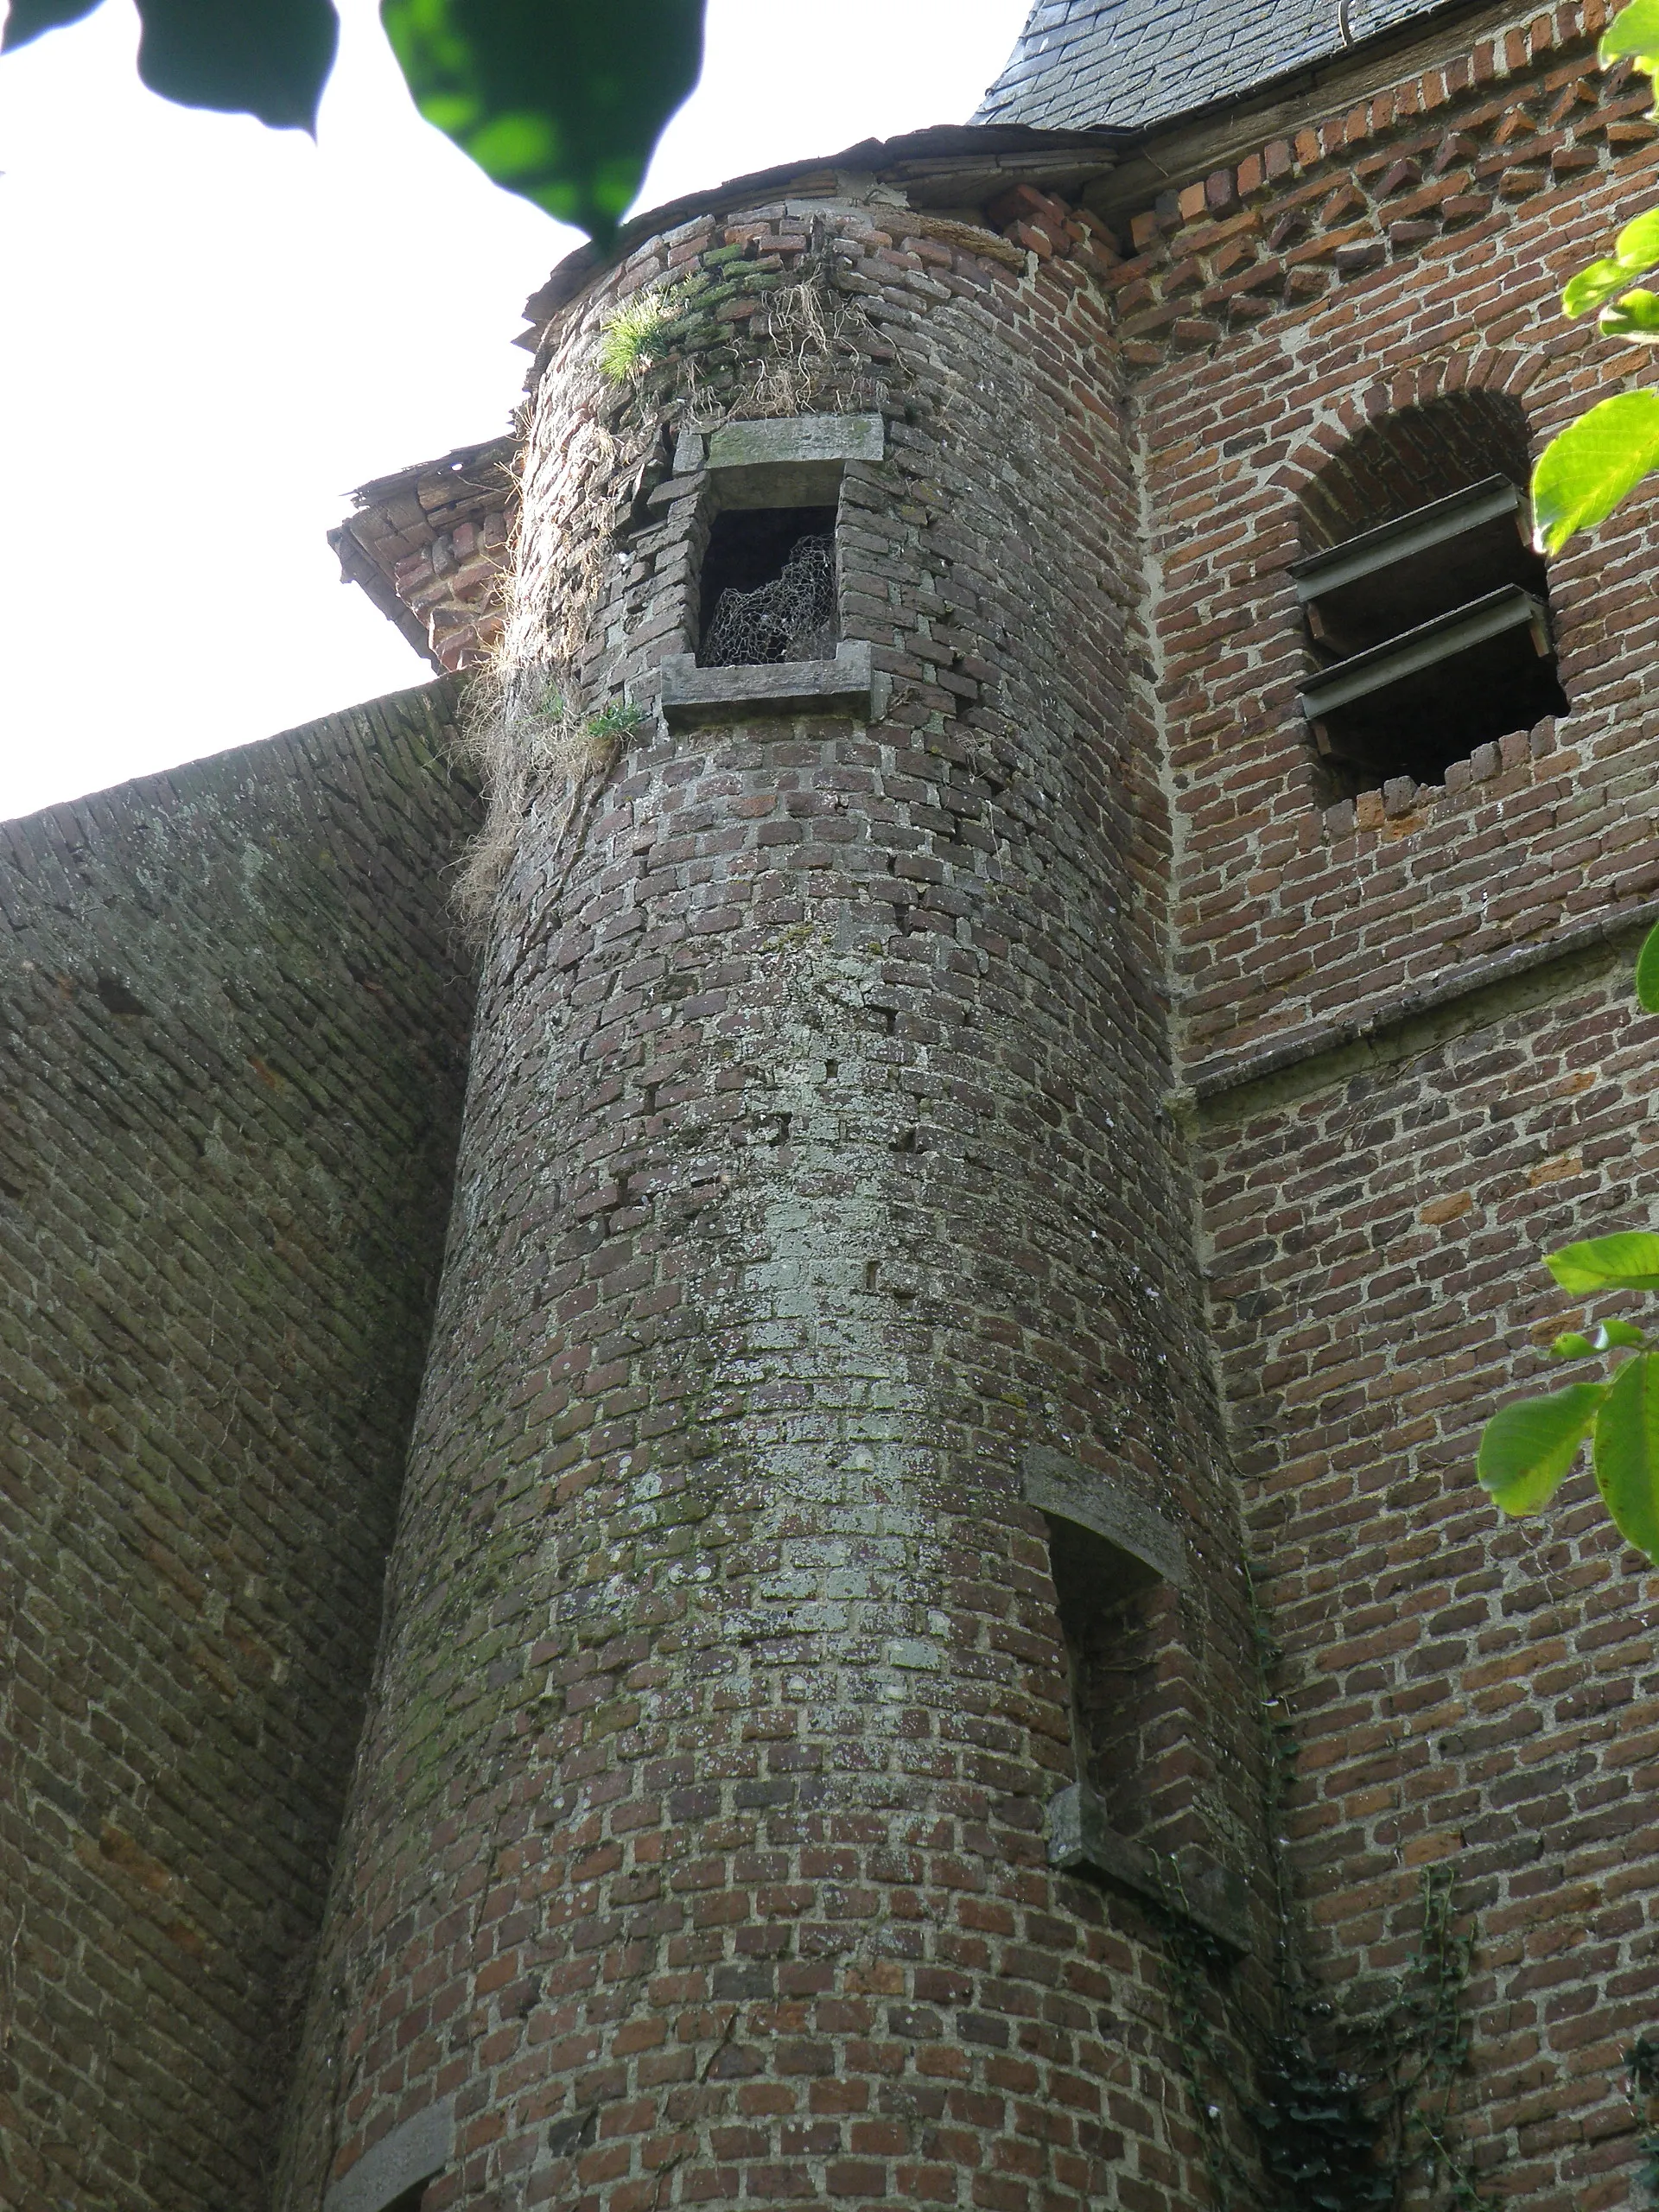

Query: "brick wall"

xmin=1099 ymin=2 xmax=1659 ymax=2198
xmin=1109 ymin=0 xmax=1659 ymax=1071
xmin=332 ymin=444 xmax=517 ymax=676
xmin=1192 ymin=935 xmax=1659 ymax=2205
xmin=12 ymin=0 xmax=1649 ymax=2202
xmin=0 ymin=688 xmax=480 ymax=2210
xmin=279 ymin=197 xmax=1271 ymax=2212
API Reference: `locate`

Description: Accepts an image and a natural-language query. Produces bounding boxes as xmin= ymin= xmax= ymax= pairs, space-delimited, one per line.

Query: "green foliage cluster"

xmin=595 ymin=248 xmax=790 ymax=385
xmin=581 ymin=697 xmax=648 ymax=743
xmin=1532 ymin=0 xmax=1659 ymax=545
xmin=1252 ymin=2033 xmax=1392 ymax=2209
xmin=1476 ymin=950 xmax=1659 ymax=1560
xmin=1161 ymin=1587 xmax=1488 ymax=2210
xmin=1254 ymin=1869 xmax=1486 ymax=2212
xmin=1 ymin=0 xmax=340 ymax=129
xmin=1 ymin=0 xmax=707 ymax=244
xmin=597 ymin=287 xmax=687 ymax=384
xmin=1481 ymin=0 xmax=1659 ymax=1567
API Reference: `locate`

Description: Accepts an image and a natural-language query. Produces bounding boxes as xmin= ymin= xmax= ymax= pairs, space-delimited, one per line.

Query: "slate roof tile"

xmin=975 ymin=0 xmax=1452 ymax=130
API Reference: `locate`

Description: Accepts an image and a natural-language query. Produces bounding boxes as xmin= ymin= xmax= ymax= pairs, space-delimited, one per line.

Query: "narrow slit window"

xmin=1293 ymin=394 xmax=1567 ymax=797
xmin=1023 ymin=1450 xmax=1246 ymax=1953
xmin=1046 ymin=1523 xmax=1165 ymax=1842
xmin=697 ymin=505 xmax=839 ymax=667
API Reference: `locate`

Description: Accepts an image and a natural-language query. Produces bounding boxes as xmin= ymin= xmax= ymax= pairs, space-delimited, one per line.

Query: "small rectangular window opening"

xmin=697 ymin=505 xmax=839 ymax=668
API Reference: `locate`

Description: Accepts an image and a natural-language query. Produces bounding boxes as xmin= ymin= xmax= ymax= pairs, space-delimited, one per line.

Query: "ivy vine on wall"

xmin=1153 ymin=1578 xmax=1492 ymax=2211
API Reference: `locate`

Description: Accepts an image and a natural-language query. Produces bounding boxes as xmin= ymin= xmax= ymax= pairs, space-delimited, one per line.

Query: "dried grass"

xmin=450 ymin=663 xmax=642 ymax=933
xmin=733 ymin=270 xmax=869 ymax=419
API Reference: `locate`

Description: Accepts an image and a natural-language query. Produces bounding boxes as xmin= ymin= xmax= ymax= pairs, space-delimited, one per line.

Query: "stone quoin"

xmin=3 ymin=3 xmax=1658 ymax=2209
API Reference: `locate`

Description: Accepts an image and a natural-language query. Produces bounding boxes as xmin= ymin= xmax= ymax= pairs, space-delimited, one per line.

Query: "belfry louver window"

xmin=1292 ymin=472 xmax=1567 ymax=791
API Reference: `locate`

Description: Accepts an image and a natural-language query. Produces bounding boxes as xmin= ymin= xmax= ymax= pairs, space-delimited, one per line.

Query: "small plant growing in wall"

xmin=1160 ymin=1864 xmax=1490 ymax=2211
xmin=597 ymin=286 xmax=686 ymax=383
xmin=452 ymin=675 xmax=646 ymax=929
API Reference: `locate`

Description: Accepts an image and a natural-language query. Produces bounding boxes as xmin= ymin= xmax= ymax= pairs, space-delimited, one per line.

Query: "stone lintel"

xmin=1049 ymin=1783 xmax=1251 ymax=1956
xmin=660 ymin=640 xmax=877 ymax=728
xmin=325 ymin=2099 xmax=454 ymax=2212
xmin=1020 ymin=1443 xmax=1187 ymax=1590
xmin=707 ymin=413 xmax=885 ymax=471
xmin=667 ymin=413 xmax=887 ymax=510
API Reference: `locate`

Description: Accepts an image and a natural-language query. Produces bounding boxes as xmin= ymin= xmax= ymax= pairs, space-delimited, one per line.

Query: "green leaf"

xmin=3 ymin=0 xmax=341 ymax=130
xmin=382 ymin=0 xmax=705 ymax=243
xmin=1531 ymin=389 xmax=1659 ymax=553
xmin=1478 ymin=1382 xmax=1606 ymax=1514
xmin=0 ymin=0 xmax=100 ymax=53
xmin=1601 ymin=0 xmax=1659 ymax=75
xmin=1593 ymin=1352 xmax=1659 ymax=1560
xmin=1546 ymin=1231 xmax=1659 ymax=1293
xmin=1598 ymin=1318 xmax=1649 ymax=1349
xmin=1636 ymin=923 xmax=1659 ymax=1012
xmin=1550 ymin=1332 xmax=1599 ymax=1359
xmin=134 ymin=0 xmax=340 ymax=131
xmin=1600 ymin=287 xmax=1659 ymax=338
xmin=1564 ymin=257 xmax=1634 ymax=318
xmin=1558 ymin=216 xmax=1659 ymax=320
xmin=1618 ymin=207 xmax=1659 ymax=267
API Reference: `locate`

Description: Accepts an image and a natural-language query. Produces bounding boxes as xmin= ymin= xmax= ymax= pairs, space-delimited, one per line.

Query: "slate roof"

xmin=976 ymin=0 xmax=1457 ymax=131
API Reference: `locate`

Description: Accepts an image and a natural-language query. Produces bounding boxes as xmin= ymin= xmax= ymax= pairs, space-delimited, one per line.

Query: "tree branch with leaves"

xmin=0 ymin=0 xmax=706 ymax=243
xmin=1478 ymin=0 xmax=1659 ymax=1563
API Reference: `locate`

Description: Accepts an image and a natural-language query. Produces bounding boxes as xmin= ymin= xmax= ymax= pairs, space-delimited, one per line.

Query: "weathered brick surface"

xmin=1192 ymin=943 xmax=1659 ymax=2206
xmin=11 ymin=2 xmax=1659 ymax=2205
xmin=1116 ymin=0 xmax=1659 ymax=1070
xmin=281 ymin=204 xmax=1270 ymax=2212
xmin=1106 ymin=1 xmax=1659 ymax=2196
xmin=0 ymin=689 xmax=480 ymax=2210
xmin=332 ymin=444 xmax=517 ymax=674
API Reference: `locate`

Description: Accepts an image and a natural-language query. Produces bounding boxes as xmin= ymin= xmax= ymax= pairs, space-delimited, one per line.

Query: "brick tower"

xmin=277 ymin=148 xmax=1270 ymax=2212
xmin=6 ymin=4 xmax=1659 ymax=2211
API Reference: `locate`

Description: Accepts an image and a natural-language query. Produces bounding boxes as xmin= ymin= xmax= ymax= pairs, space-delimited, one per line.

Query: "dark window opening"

xmin=697 ymin=505 xmax=838 ymax=668
xmin=1294 ymin=395 xmax=1567 ymax=798
xmin=1046 ymin=1514 xmax=1166 ymax=1844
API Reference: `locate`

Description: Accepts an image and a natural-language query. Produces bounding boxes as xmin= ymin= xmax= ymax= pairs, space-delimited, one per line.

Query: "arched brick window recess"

xmin=1291 ymin=392 xmax=1567 ymax=799
xmin=1023 ymin=1447 xmax=1249 ymax=1955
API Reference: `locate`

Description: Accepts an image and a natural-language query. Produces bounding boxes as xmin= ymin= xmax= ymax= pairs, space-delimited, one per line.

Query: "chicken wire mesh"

xmin=700 ymin=532 xmax=837 ymax=667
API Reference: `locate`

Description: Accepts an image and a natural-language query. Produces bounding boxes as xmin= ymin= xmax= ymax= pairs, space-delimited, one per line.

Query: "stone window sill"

xmin=1049 ymin=1783 xmax=1251 ymax=1956
xmin=660 ymin=639 xmax=878 ymax=728
xmin=324 ymin=2099 xmax=454 ymax=2212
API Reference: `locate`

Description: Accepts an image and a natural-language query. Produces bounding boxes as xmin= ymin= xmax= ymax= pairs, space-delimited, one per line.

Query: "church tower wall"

xmin=279 ymin=198 xmax=1271 ymax=2212
xmin=1094 ymin=3 xmax=1659 ymax=2196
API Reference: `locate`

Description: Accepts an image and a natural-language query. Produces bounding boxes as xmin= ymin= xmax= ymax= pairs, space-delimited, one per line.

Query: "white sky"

xmin=0 ymin=0 xmax=1030 ymax=822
